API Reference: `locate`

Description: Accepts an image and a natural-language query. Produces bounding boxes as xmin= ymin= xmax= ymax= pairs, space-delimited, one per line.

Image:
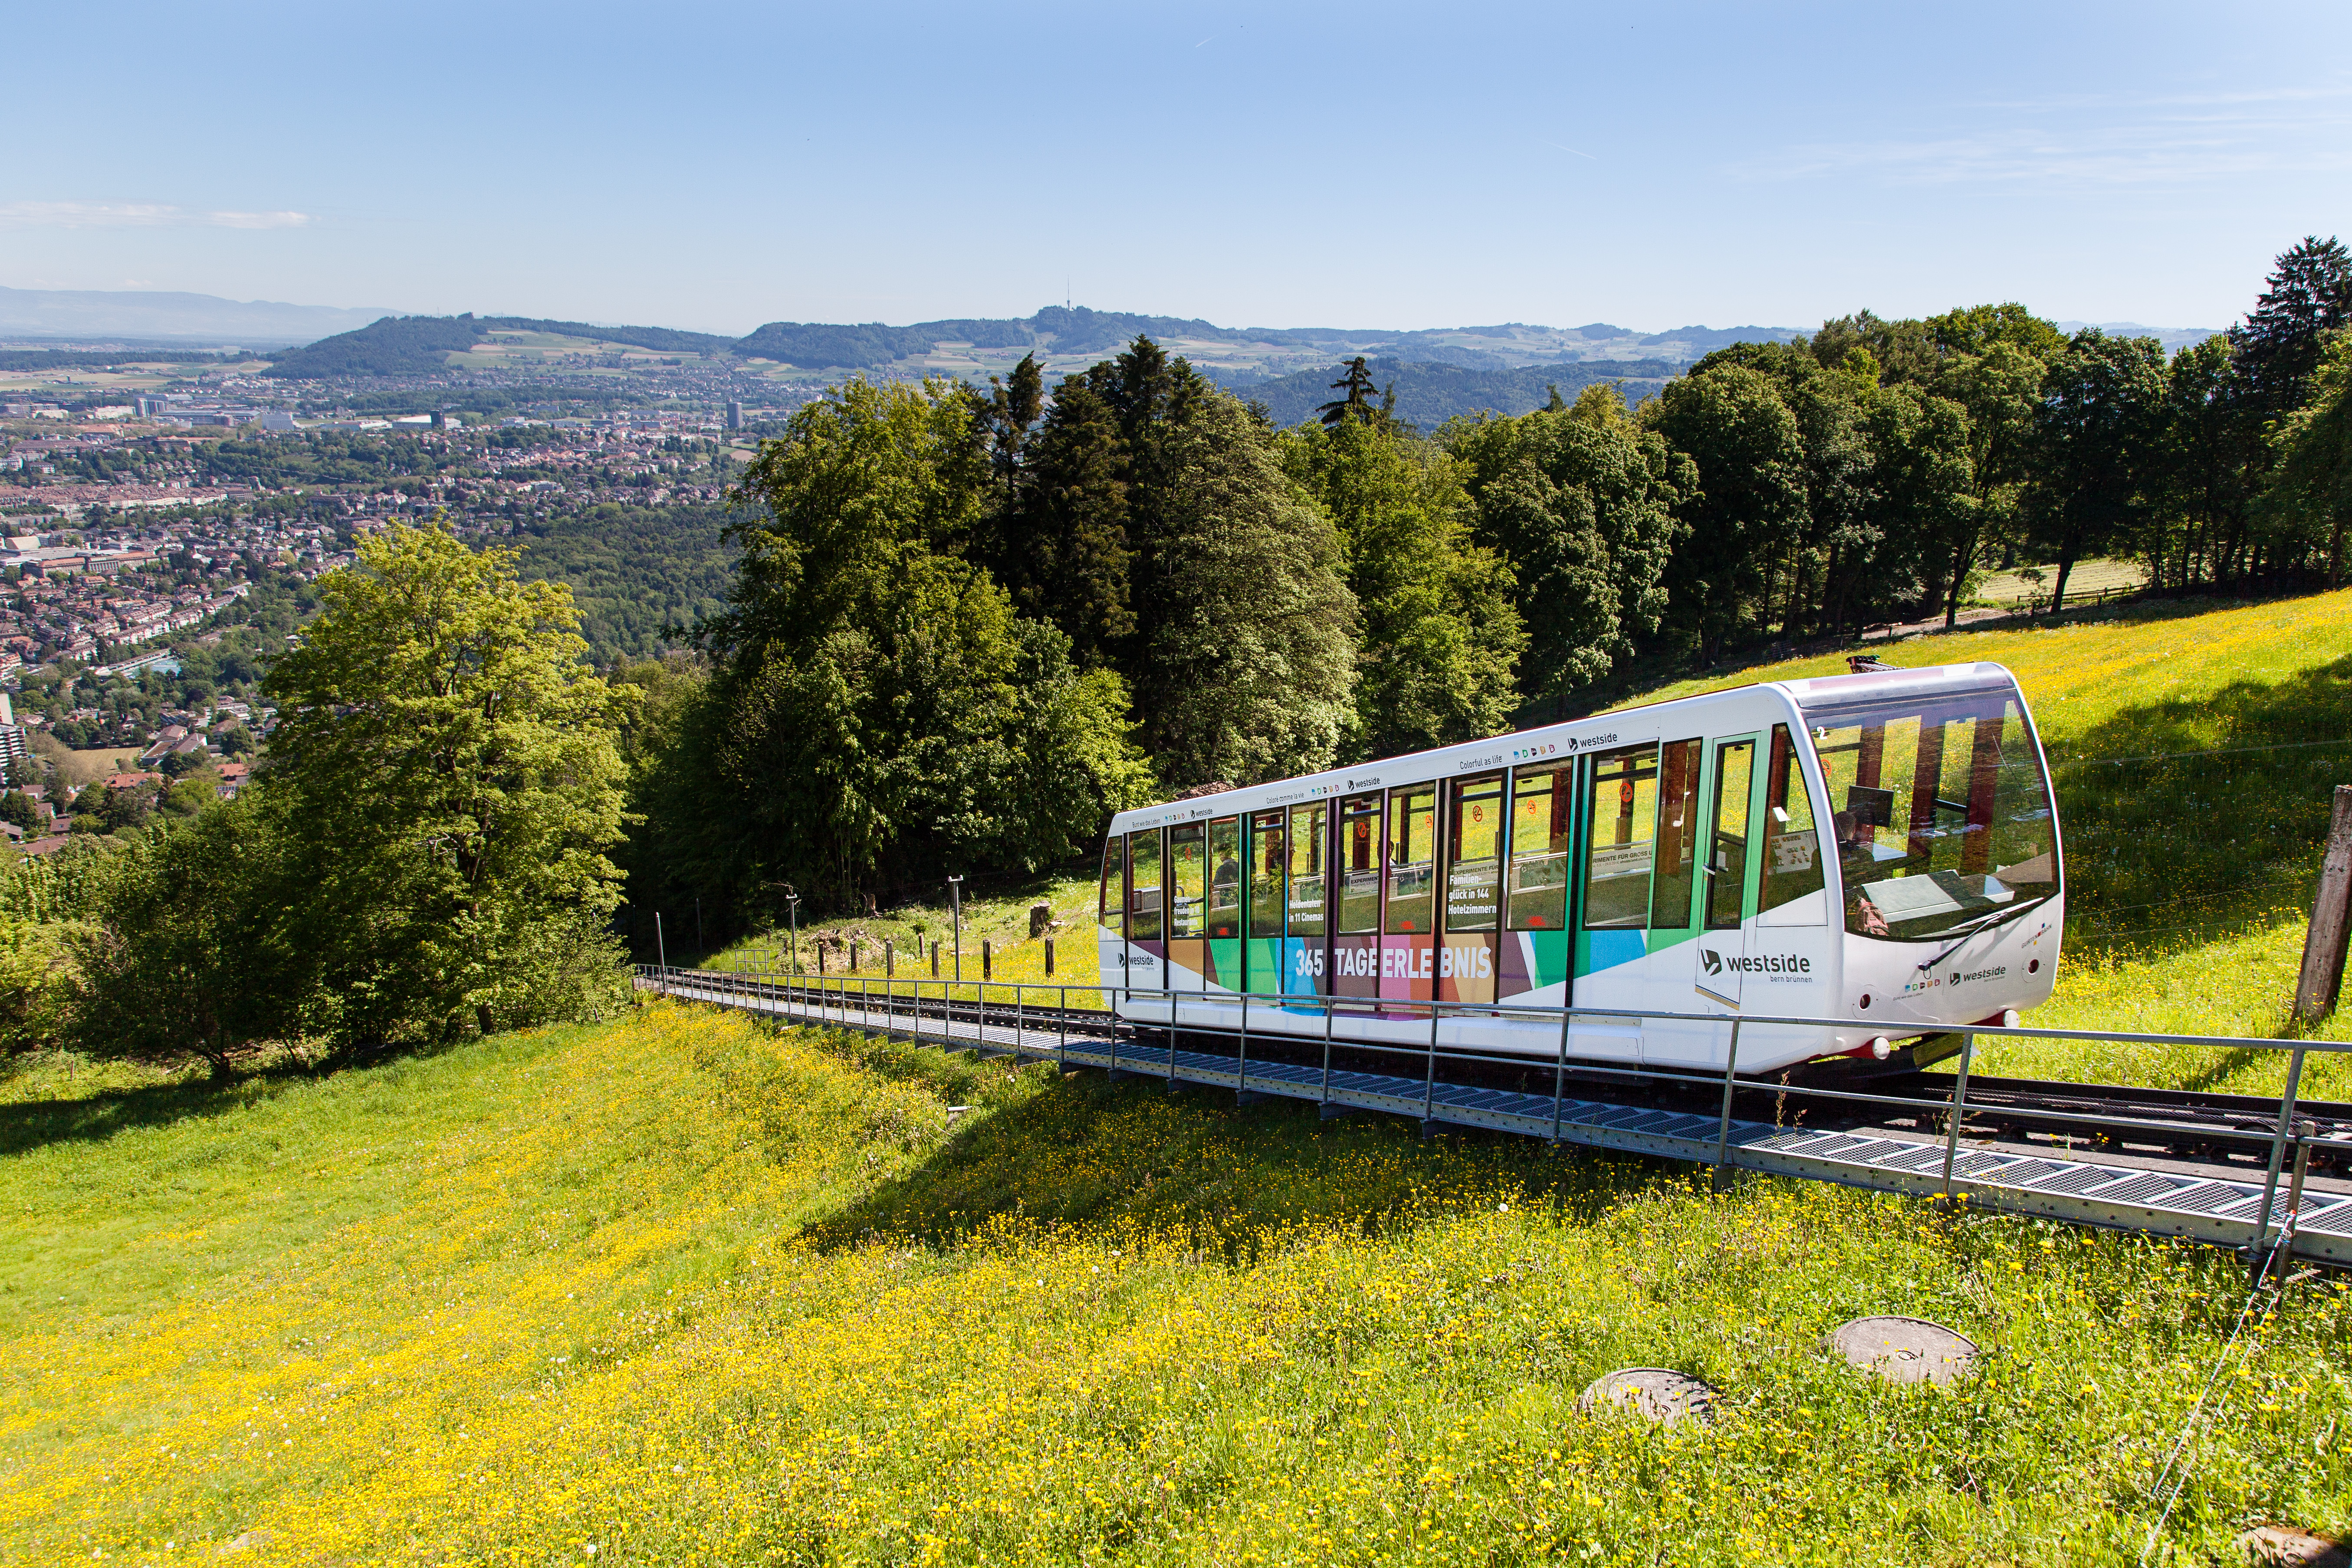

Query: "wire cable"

xmin=2135 ymin=1202 xmax=2303 ymax=1565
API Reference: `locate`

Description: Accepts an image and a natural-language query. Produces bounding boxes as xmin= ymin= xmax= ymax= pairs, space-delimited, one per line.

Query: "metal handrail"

xmin=637 ymin=960 xmax=2343 ymax=1269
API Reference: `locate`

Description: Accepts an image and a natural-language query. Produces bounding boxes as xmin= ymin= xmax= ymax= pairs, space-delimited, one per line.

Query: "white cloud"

xmin=1731 ymin=84 xmax=2352 ymax=189
xmin=0 ymin=201 xmax=313 ymax=230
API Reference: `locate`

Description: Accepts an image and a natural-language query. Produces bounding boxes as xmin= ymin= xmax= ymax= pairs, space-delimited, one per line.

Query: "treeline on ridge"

xmin=621 ymin=238 xmax=2352 ymax=930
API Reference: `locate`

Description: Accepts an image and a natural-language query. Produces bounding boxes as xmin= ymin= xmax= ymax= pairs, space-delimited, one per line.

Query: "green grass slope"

xmin=5 ymin=1004 xmax=2349 ymax=1565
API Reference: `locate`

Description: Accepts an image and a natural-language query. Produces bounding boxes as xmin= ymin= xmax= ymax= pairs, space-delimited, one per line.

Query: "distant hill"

xmin=2054 ymin=321 xmax=2220 ymax=350
xmin=263 ymin=316 xmax=487 ymax=378
xmin=480 ymin=316 xmax=735 ymax=356
xmin=0 ymin=286 xmax=394 ymax=347
xmin=1237 ymin=356 xmax=1685 ymax=431
xmin=263 ymin=313 xmax=739 ymax=378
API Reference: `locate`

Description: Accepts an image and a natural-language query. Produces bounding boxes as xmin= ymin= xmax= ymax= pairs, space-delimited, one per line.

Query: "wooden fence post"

xmin=1046 ymin=937 xmax=1055 ymax=976
xmin=982 ymin=940 xmax=992 ymax=980
xmin=885 ymin=940 xmax=894 ymax=977
xmin=2295 ymin=785 xmax=2352 ymax=1024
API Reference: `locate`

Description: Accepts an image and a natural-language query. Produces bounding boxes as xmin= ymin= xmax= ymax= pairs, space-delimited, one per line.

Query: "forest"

xmin=620 ymin=237 xmax=2352 ymax=930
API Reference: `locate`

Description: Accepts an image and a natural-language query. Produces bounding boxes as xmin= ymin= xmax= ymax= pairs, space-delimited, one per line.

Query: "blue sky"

xmin=7 ymin=0 xmax=2348 ymax=335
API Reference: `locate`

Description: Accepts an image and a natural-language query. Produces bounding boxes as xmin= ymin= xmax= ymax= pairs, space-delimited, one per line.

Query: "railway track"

xmin=644 ymin=968 xmax=2352 ymax=1265
xmin=657 ymin=972 xmax=2352 ymax=1176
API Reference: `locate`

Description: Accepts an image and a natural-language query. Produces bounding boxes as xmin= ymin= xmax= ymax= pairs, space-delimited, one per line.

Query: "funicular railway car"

xmin=1097 ymin=661 xmax=2065 ymax=1076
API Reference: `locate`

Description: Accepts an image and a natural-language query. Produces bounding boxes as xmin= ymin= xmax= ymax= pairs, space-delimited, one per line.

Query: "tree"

xmin=2232 ymin=236 xmax=2352 ymax=416
xmin=1645 ymin=365 xmax=1809 ymax=662
xmin=2027 ymin=331 xmax=2171 ymax=611
xmin=1866 ymin=385 xmax=1976 ymax=625
xmin=985 ymin=373 xmax=1134 ymax=664
xmin=692 ymin=376 xmax=1153 ymax=911
xmin=1317 ymin=358 xmax=1379 ymax=427
xmin=2155 ymin=334 xmax=2262 ymax=589
xmin=719 ymin=377 xmax=990 ymax=663
xmin=66 ymin=802 xmax=297 ymax=1080
xmin=2258 ymin=335 xmax=2352 ymax=586
xmin=263 ymin=522 xmax=637 ymax=1049
xmin=0 ymin=790 xmax=42 ymax=834
xmin=1449 ymin=385 xmax=1687 ymax=710
xmin=1278 ymin=416 xmax=1523 ymax=758
xmin=1932 ymin=337 xmax=2051 ymax=619
xmin=1128 ymin=392 xmax=1358 ymax=787
xmin=978 ymin=352 xmax=1045 ymax=508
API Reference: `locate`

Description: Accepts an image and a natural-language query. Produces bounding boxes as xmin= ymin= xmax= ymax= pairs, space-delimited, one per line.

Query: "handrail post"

xmin=1550 ymin=1001 xmax=1572 ymax=1144
xmin=1319 ymin=980 xmax=1335 ymax=1105
xmin=1422 ymin=998 xmax=1440 ymax=1131
xmin=1939 ymin=1028 xmax=1978 ymax=1203
xmin=1712 ymin=1018 xmax=1743 ymax=1191
xmin=1237 ymin=986 xmax=1250 ymax=1098
xmin=1167 ymin=983 xmax=1178 ymax=1086
xmin=1015 ymin=982 xmax=1025 ymax=1061
xmin=2251 ymin=1043 xmax=2311 ymax=1282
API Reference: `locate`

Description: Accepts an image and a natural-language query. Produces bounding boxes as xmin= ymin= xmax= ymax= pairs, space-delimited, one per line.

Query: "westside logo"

xmin=1699 ymin=950 xmax=1813 ymax=976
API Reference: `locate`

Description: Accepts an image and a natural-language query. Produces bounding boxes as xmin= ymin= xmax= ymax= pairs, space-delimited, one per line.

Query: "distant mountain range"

xmin=0 ymin=288 xmax=2224 ymax=365
xmin=0 ymin=286 xmax=394 ymax=346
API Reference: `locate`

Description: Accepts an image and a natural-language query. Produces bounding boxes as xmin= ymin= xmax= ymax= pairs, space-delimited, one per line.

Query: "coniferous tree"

xmin=1317 ymin=357 xmax=1379 ymax=427
xmin=2232 ymin=236 xmax=2352 ymax=417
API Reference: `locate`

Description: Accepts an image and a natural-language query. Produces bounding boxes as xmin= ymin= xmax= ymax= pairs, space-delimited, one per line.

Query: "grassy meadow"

xmin=6 ymin=1003 xmax=2350 ymax=1565
xmin=10 ymin=589 xmax=2352 ymax=1563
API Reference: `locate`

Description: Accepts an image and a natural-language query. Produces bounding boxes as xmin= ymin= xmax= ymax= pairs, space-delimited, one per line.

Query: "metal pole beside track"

xmin=1320 ymin=983 xmax=1335 ymax=1105
xmin=1550 ymin=1003 xmax=1572 ymax=1144
xmin=1422 ymin=999 xmax=1440 ymax=1131
xmin=1237 ymin=987 xmax=1249 ymax=1099
xmin=2252 ymin=1043 xmax=2312 ymax=1282
xmin=1712 ymin=1018 xmax=1743 ymax=1191
xmin=1940 ymin=1027 xmax=1980 ymax=1203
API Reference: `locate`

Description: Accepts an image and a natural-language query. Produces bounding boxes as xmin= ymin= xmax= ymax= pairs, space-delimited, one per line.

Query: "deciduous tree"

xmin=263 ymin=523 xmax=638 ymax=1048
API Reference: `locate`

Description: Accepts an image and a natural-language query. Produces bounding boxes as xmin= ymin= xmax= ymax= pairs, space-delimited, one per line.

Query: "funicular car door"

xmin=1205 ymin=815 xmax=1242 ymax=991
xmin=1243 ymin=810 xmax=1287 ymax=999
xmin=1439 ymin=773 xmax=1504 ymax=1008
xmin=1564 ymin=742 xmax=1666 ymax=1063
xmin=1379 ymin=783 xmax=1438 ymax=1011
xmin=1637 ymin=732 xmax=1764 ymax=1068
xmin=1332 ymin=792 xmax=1383 ymax=1008
xmin=1283 ymin=802 xmax=1330 ymax=1008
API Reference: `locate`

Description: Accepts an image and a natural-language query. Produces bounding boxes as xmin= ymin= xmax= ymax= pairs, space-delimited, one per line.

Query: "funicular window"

xmin=1207 ymin=817 xmax=1242 ymax=937
xmin=1287 ymin=803 xmax=1327 ymax=937
xmin=1247 ymin=810 xmax=1285 ymax=937
xmin=1100 ymin=834 xmax=1126 ymax=934
xmin=1798 ymin=672 xmax=2059 ymax=941
xmin=1583 ymin=745 xmax=1661 ymax=929
xmin=1705 ymin=740 xmax=1755 ymax=930
xmin=1384 ymin=785 xmax=1437 ymax=933
xmin=1338 ymin=794 xmax=1383 ymax=934
xmin=1507 ymin=765 xmax=1570 ymax=930
xmin=1650 ymin=739 xmax=1703 ymax=928
xmin=1446 ymin=774 xmax=1504 ymax=931
xmin=1758 ymin=725 xmax=1826 ymax=920
xmin=1127 ymin=828 xmax=1163 ymax=942
xmin=1169 ymin=822 xmax=1208 ymax=938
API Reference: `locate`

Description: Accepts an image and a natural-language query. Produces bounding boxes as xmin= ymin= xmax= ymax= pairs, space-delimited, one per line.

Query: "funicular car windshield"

xmin=1794 ymin=669 xmax=2060 ymax=943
